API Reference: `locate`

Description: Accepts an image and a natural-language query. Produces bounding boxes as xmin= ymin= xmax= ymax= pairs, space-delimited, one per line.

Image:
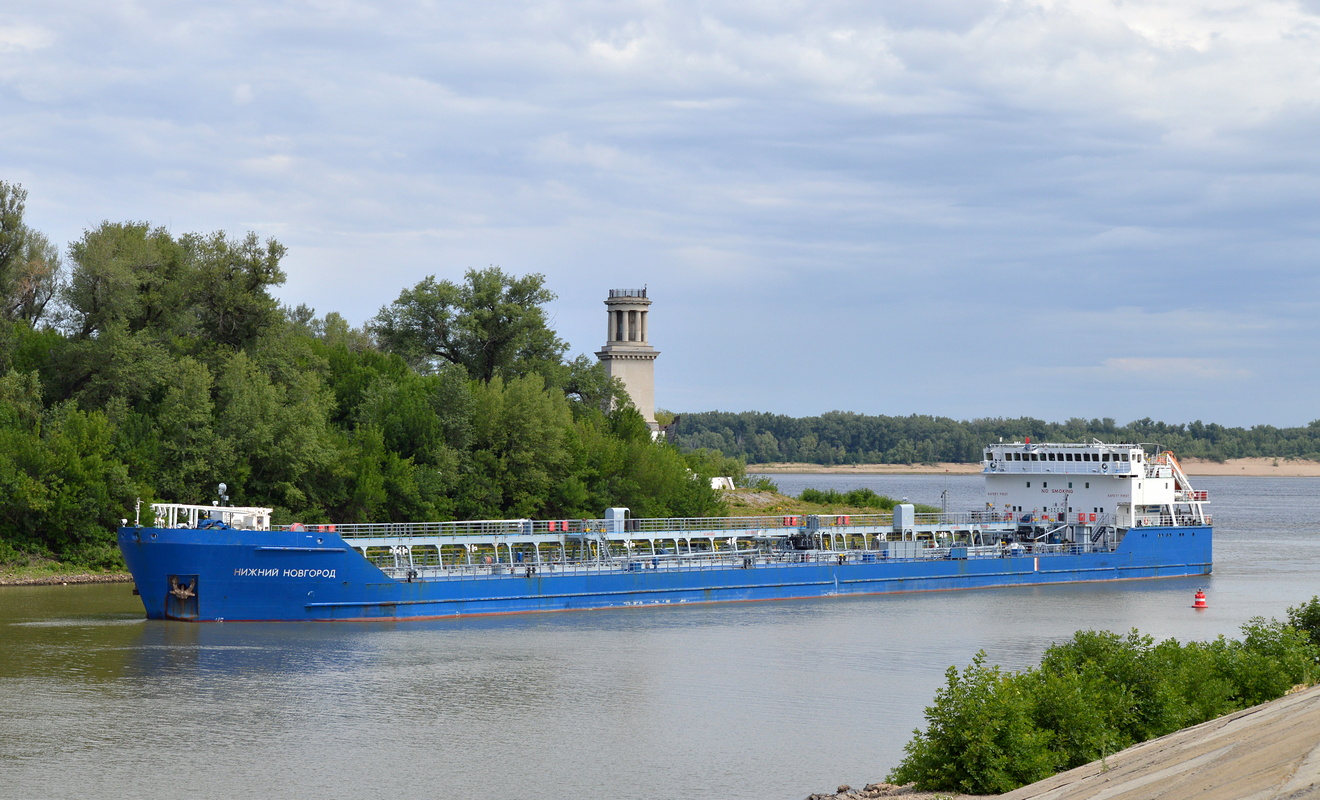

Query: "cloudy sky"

xmin=4 ymin=0 xmax=1319 ymax=427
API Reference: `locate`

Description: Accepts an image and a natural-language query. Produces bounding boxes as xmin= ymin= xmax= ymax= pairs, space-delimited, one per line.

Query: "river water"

xmin=2 ymin=475 xmax=1318 ymax=800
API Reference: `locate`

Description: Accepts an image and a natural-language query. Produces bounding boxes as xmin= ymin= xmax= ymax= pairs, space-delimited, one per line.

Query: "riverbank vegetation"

xmin=888 ymin=597 xmax=1320 ymax=794
xmin=0 ymin=180 xmax=736 ymax=573
xmin=672 ymin=410 xmax=1320 ymax=465
xmin=720 ymin=484 xmax=938 ymax=517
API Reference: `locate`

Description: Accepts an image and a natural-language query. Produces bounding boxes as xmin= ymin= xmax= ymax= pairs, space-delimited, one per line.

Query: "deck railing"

xmin=302 ymin=510 xmax=1026 ymax=541
xmin=370 ymin=538 xmax=1121 ymax=580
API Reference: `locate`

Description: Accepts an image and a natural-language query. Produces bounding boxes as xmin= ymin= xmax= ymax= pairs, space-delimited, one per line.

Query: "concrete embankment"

xmin=811 ymin=684 xmax=1320 ymax=800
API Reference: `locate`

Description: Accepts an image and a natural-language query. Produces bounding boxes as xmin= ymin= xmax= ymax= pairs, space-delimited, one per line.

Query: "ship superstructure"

xmin=985 ymin=440 xmax=1209 ymax=532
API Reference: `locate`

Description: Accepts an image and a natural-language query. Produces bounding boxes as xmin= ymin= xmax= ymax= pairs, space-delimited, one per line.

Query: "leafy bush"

xmin=1288 ymin=596 xmax=1320 ymax=648
xmin=889 ymin=613 xmax=1320 ymax=794
xmin=889 ymin=652 xmax=1055 ymax=793
xmin=742 ymin=474 xmax=779 ymax=492
xmin=1216 ymin=618 xmax=1318 ymax=704
xmin=799 ymin=487 xmax=895 ymax=510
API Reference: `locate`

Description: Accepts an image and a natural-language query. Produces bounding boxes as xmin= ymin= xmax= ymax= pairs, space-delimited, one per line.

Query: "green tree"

xmin=0 ymin=182 xmax=62 ymax=328
xmin=353 ymin=368 xmax=471 ymax=466
xmin=1287 ymin=596 xmax=1320 ymax=648
xmin=213 ymin=350 xmax=339 ymax=514
xmin=372 ymin=267 xmax=567 ymax=382
xmin=0 ymin=182 xmax=26 ymax=276
xmin=63 ymin=322 xmax=176 ymax=410
xmin=889 ymin=652 xmax=1055 ymax=793
xmin=1036 ymin=630 xmax=1184 ymax=744
xmin=153 ymin=357 xmax=225 ymax=502
xmin=62 ymin=222 xmax=189 ymax=340
xmin=457 ymin=374 xmax=573 ymax=517
xmin=554 ymin=353 xmax=629 ymax=413
xmin=1216 ymin=618 xmax=1319 ymax=704
xmin=4 ymin=229 xmax=62 ymax=326
xmin=184 ymin=230 xmax=287 ymax=349
xmin=0 ymin=371 xmax=136 ymax=566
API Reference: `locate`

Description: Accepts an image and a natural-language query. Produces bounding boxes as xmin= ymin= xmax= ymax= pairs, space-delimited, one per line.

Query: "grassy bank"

xmin=722 ymin=487 xmax=939 ymax=516
xmin=0 ymin=555 xmax=131 ymax=586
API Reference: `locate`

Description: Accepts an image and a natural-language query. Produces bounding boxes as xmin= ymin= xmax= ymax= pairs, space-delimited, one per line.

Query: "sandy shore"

xmin=750 ymin=456 xmax=1320 ymax=478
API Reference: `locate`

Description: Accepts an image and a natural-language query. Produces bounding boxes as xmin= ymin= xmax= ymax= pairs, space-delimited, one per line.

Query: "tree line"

xmin=671 ymin=410 xmax=1320 ymax=465
xmin=0 ymin=180 xmax=732 ymax=569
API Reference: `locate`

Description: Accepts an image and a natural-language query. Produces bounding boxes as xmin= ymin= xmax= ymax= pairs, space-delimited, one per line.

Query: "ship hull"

xmin=118 ymin=524 xmax=1212 ymax=622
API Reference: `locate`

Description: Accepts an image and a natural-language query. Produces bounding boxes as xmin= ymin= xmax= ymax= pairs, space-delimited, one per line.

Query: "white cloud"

xmin=6 ymin=0 xmax=1320 ymax=426
xmin=0 ymin=23 xmax=53 ymax=52
xmin=1094 ymin=357 xmax=1250 ymax=380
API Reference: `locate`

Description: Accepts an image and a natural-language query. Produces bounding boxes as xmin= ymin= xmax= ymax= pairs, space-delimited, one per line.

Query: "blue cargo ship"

xmin=118 ymin=441 xmax=1212 ymax=622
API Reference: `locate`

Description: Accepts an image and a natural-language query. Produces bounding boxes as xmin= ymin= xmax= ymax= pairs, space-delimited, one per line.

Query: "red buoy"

xmin=1193 ymin=589 xmax=1208 ymax=609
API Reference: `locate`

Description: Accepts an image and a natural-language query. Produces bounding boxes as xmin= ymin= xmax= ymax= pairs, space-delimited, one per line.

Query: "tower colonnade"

xmin=595 ymin=288 xmax=659 ymax=428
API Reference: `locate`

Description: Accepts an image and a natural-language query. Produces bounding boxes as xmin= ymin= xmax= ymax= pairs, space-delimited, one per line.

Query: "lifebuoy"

xmin=1102 ymin=463 xmax=1108 ymax=472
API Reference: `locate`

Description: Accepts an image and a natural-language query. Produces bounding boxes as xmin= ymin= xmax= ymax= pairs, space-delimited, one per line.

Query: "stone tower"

xmin=596 ymin=288 xmax=659 ymax=427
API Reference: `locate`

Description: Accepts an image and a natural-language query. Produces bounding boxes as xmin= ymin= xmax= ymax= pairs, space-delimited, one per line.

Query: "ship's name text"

xmin=234 ymin=568 xmax=336 ymax=578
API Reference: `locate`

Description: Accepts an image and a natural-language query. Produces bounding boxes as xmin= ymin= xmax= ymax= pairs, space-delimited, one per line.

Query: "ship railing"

xmin=321 ymin=510 xmax=1023 ymax=542
xmin=326 ymin=515 xmax=820 ymax=539
xmin=1130 ymin=513 xmax=1211 ymax=528
xmin=152 ymin=502 xmax=274 ymax=531
xmin=326 ymin=519 xmax=538 ymax=539
xmin=616 ymin=514 xmax=843 ymax=533
xmin=370 ymin=538 xmax=1121 ymax=579
xmin=623 ymin=510 xmax=1015 ymax=531
xmin=1021 ymin=541 xmax=1111 ymax=556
